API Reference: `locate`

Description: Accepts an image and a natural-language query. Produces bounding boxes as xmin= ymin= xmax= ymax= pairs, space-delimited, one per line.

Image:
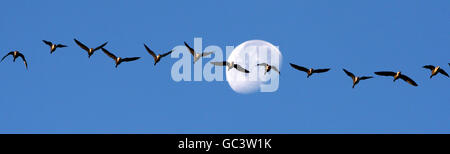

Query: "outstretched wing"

xmin=201 ymin=51 xmax=213 ymax=57
xmin=359 ymin=76 xmax=373 ymax=80
xmin=374 ymin=71 xmax=396 ymax=76
xmin=313 ymin=68 xmax=330 ymax=73
xmin=289 ymin=63 xmax=308 ymax=72
xmin=17 ymin=52 xmax=28 ymax=70
xmin=184 ymin=42 xmax=196 ymax=56
xmin=272 ymin=66 xmax=280 ymax=74
xmin=74 ymin=39 xmax=90 ymax=52
xmin=438 ymin=68 xmax=449 ymax=77
xmin=399 ymin=74 xmax=418 ymax=86
xmin=257 ymin=63 xmax=268 ymax=66
xmin=101 ymin=48 xmax=117 ymax=60
xmin=343 ymin=69 xmax=355 ymax=79
xmin=1 ymin=52 xmax=14 ymax=62
xmin=42 ymin=40 xmax=53 ymax=46
xmin=56 ymin=44 xmax=67 ymax=48
xmin=160 ymin=50 xmax=173 ymax=58
xmin=422 ymin=65 xmax=435 ymax=71
xmin=121 ymin=57 xmax=140 ymax=62
xmin=144 ymin=44 xmax=157 ymax=61
xmin=235 ymin=64 xmax=250 ymax=73
xmin=93 ymin=42 xmax=108 ymax=51
xmin=210 ymin=61 xmax=228 ymax=66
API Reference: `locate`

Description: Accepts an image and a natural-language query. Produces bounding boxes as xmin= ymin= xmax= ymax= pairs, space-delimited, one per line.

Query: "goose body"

xmin=257 ymin=63 xmax=280 ymax=74
xmin=74 ymin=39 xmax=108 ymax=58
xmin=343 ymin=69 xmax=373 ymax=88
xmin=423 ymin=65 xmax=449 ymax=78
xmin=211 ymin=61 xmax=250 ymax=73
xmin=143 ymin=43 xmax=172 ymax=66
xmin=184 ymin=42 xmax=213 ymax=63
xmin=289 ymin=63 xmax=330 ymax=78
xmin=43 ymin=40 xmax=67 ymax=54
xmin=101 ymin=48 xmax=140 ymax=68
xmin=1 ymin=51 xmax=28 ymax=70
xmin=374 ymin=71 xmax=418 ymax=86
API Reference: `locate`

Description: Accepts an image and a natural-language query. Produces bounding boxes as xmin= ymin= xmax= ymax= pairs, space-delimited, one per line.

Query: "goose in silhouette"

xmin=1 ymin=51 xmax=28 ymax=70
xmin=289 ymin=63 xmax=330 ymax=78
xmin=257 ymin=63 xmax=280 ymax=74
xmin=101 ymin=48 xmax=140 ymax=68
xmin=374 ymin=71 xmax=418 ymax=86
xmin=423 ymin=65 xmax=449 ymax=78
xmin=211 ymin=61 xmax=250 ymax=73
xmin=143 ymin=43 xmax=172 ymax=66
xmin=74 ymin=39 xmax=108 ymax=58
xmin=343 ymin=69 xmax=373 ymax=88
xmin=43 ymin=40 xmax=67 ymax=54
xmin=184 ymin=42 xmax=213 ymax=63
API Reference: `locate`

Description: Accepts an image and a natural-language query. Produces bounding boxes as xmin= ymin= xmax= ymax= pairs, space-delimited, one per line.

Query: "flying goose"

xmin=289 ymin=63 xmax=330 ymax=78
xmin=43 ymin=40 xmax=67 ymax=54
xmin=423 ymin=65 xmax=449 ymax=78
xmin=257 ymin=63 xmax=280 ymax=74
xmin=210 ymin=61 xmax=250 ymax=73
xmin=101 ymin=48 xmax=140 ymax=68
xmin=343 ymin=69 xmax=373 ymax=88
xmin=1 ymin=51 xmax=28 ymax=70
xmin=74 ymin=39 xmax=108 ymax=58
xmin=184 ymin=42 xmax=214 ymax=63
xmin=374 ymin=71 xmax=418 ymax=86
xmin=143 ymin=43 xmax=172 ymax=65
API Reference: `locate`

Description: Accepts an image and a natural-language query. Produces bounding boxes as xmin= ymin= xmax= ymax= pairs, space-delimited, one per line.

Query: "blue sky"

xmin=0 ymin=0 xmax=449 ymax=133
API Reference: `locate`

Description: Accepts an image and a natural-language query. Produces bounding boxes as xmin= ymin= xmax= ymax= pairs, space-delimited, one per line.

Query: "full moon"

xmin=226 ymin=40 xmax=282 ymax=94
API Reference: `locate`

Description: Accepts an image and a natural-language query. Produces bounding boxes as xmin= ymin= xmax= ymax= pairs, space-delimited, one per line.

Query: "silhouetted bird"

xmin=211 ymin=61 xmax=250 ymax=73
xmin=143 ymin=43 xmax=172 ymax=66
xmin=74 ymin=39 xmax=108 ymax=58
xmin=423 ymin=65 xmax=449 ymax=78
xmin=43 ymin=40 xmax=67 ymax=54
xmin=1 ymin=51 xmax=28 ymax=70
xmin=101 ymin=48 xmax=140 ymax=68
xmin=289 ymin=63 xmax=330 ymax=78
xmin=184 ymin=42 xmax=213 ymax=63
xmin=343 ymin=69 xmax=373 ymax=88
xmin=257 ymin=63 xmax=280 ymax=74
xmin=374 ymin=71 xmax=418 ymax=87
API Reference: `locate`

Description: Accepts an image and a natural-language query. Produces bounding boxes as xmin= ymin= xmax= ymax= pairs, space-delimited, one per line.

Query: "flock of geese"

xmin=1 ymin=39 xmax=449 ymax=88
xmin=288 ymin=63 xmax=449 ymax=88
